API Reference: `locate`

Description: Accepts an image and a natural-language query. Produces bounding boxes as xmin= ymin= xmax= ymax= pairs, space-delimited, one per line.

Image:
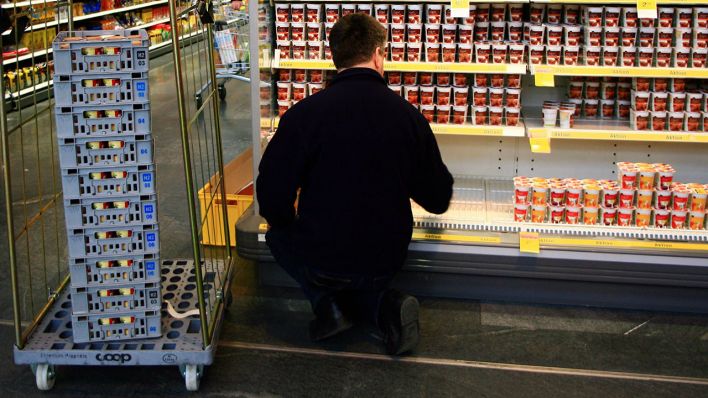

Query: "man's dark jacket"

xmin=257 ymin=67 xmax=453 ymax=276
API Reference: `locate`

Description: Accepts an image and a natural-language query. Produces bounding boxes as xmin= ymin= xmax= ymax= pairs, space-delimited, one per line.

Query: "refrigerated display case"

xmin=238 ymin=0 xmax=708 ymax=313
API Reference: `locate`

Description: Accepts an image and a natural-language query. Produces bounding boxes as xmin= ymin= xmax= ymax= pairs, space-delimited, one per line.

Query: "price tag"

xmin=530 ymin=137 xmax=551 ymax=153
xmin=535 ymin=72 xmax=555 ymax=87
xmin=258 ymin=223 xmax=269 ymax=231
xmin=520 ymin=232 xmax=540 ymax=254
xmin=637 ymin=0 xmax=658 ymax=19
xmin=450 ymin=0 xmax=470 ymax=18
xmin=272 ymin=49 xmax=281 ymax=69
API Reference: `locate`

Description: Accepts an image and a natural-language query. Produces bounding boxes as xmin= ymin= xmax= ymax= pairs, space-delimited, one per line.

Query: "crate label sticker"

xmin=138 ymin=117 xmax=146 ymax=124
xmin=136 ymin=82 xmax=146 ymax=91
xmin=140 ymin=147 xmax=149 ymax=155
xmin=137 ymin=50 xmax=146 ymax=60
xmin=146 ymin=232 xmax=156 ymax=248
xmin=146 ymin=260 xmax=156 ymax=276
xmin=141 ymin=173 xmax=152 ymax=189
xmin=520 ymin=232 xmax=540 ymax=254
xmin=149 ymin=326 xmax=157 ymax=333
xmin=144 ymin=204 xmax=154 ymax=220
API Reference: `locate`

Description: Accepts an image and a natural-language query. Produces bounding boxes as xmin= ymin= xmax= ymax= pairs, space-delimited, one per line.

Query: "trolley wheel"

xmin=34 ymin=364 xmax=56 ymax=391
xmin=195 ymin=94 xmax=203 ymax=109
xmin=218 ymin=84 xmax=227 ymax=100
xmin=181 ymin=364 xmax=203 ymax=391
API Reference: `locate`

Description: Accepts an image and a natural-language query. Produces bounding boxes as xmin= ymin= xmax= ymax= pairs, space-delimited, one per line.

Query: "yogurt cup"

xmin=564 ymin=25 xmax=582 ymax=46
xmin=671 ymin=211 xmax=688 ymax=229
xmin=529 ymin=4 xmax=545 ymax=24
xmin=655 ymin=190 xmax=672 ymax=210
xmin=490 ymin=3 xmax=507 ymax=22
xmin=637 ymin=190 xmax=654 ymax=209
xmin=391 ymin=5 xmax=405 ymax=23
xmin=436 ymin=105 xmax=451 ymax=124
xmin=673 ymin=189 xmax=690 ymax=211
xmin=509 ymin=43 xmax=525 ymax=64
xmin=549 ymin=206 xmax=565 ymax=224
xmin=404 ymin=85 xmax=419 ymax=105
xmin=458 ymin=43 xmax=473 ymax=63
xmin=565 ymin=206 xmax=581 ymax=224
xmin=403 ymin=72 xmax=417 ymax=86
xmin=472 ymin=106 xmax=488 ymax=125
xmin=546 ymin=45 xmax=562 ymax=65
xmin=454 ymin=73 xmax=468 ymax=87
xmin=531 ymin=205 xmax=547 ymax=223
xmin=564 ymin=5 xmax=580 ymax=24
xmin=291 ymin=4 xmax=305 ymax=22
xmin=407 ymin=4 xmax=422 ymax=24
xmin=390 ymin=42 xmax=405 ymax=62
xmin=603 ymin=47 xmax=619 ymax=66
xmin=585 ymin=27 xmax=602 ymax=47
xmin=425 ymin=24 xmax=441 ymax=44
xmin=605 ymin=7 xmax=621 ymax=28
xmin=658 ymin=7 xmax=675 ymax=28
xmin=453 ymin=86 xmax=469 ymax=106
xmin=636 ymin=208 xmax=651 ymax=227
xmin=619 ymin=189 xmax=635 ymax=208
xmin=692 ymin=48 xmax=708 ymax=68
xmin=489 ymin=107 xmax=504 ymax=126
xmin=459 ymin=25 xmax=473 ymax=44
xmin=475 ymin=42 xmax=492 ymax=63
xmin=685 ymin=112 xmax=701 ymax=131
xmin=506 ymin=108 xmax=520 ymax=126
xmin=584 ymin=99 xmax=599 ymax=118
xmin=420 ymin=86 xmax=434 ymax=106
xmin=584 ymin=185 xmax=601 ymax=207
xmin=689 ymin=211 xmax=706 ymax=230
xmin=652 ymin=92 xmax=668 ymax=112
xmin=529 ymin=45 xmax=545 ymax=65
xmin=373 ymin=4 xmax=388 ymax=24
xmin=490 ymin=22 xmax=506 ymax=41
xmin=407 ymin=42 xmax=422 ymax=62
xmin=585 ymin=46 xmax=601 ymax=66
xmin=602 ymin=207 xmax=618 ymax=226
xmin=419 ymin=72 xmax=433 ymax=86
xmin=604 ymin=27 xmax=621 ymax=47
xmin=623 ymin=8 xmax=638 ymax=28
xmin=425 ymin=43 xmax=441 ymax=62
xmin=583 ymin=207 xmax=599 ymax=225
xmin=436 ymin=73 xmax=451 ymax=86
xmin=492 ymin=43 xmax=508 ymax=64
xmin=657 ymin=28 xmax=673 ymax=48
xmin=426 ymin=4 xmax=443 ymax=24
xmin=452 ymin=106 xmax=467 ymax=125
xmin=508 ymin=22 xmax=523 ymax=41
xmin=436 ymin=86 xmax=452 ymax=106
xmin=617 ymin=207 xmax=634 ymax=226
xmin=546 ymin=25 xmax=563 ymax=46
xmin=691 ymin=189 xmax=707 ymax=212
xmin=621 ymin=28 xmax=637 ymax=47
xmin=514 ymin=204 xmax=529 ymax=222
xmin=420 ymin=104 xmax=435 ymax=123
xmin=306 ymin=3 xmax=321 ymax=23
xmin=442 ymin=43 xmax=456 ymax=63
xmin=474 ymin=22 xmax=489 ymax=42
xmin=618 ymin=165 xmax=638 ymax=189
xmin=407 ymin=23 xmax=423 ymax=43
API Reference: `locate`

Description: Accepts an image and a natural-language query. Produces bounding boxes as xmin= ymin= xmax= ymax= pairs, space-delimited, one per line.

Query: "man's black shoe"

xmin=379 ymin=290 xmax=420 ymax=355
xmin=309 ymin=296 xmax=353 ymax=341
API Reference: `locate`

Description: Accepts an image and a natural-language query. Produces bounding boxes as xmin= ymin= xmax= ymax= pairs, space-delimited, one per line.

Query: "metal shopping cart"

xmin=5 ymin=0 xmax=236 ymax=391
xmin=195 ymin=5 xmax=249 ymax=107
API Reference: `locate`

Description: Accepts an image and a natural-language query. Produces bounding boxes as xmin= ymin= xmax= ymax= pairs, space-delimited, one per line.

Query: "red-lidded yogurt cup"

xmin=452 ymin=105 xmax=467 ymax=125
xmin=489 ymin=107 xmax=504 ymax=126
xmin=617 ymin=207 xmax=634 ymax=227
xmin=602 ymin=207 xmax=618 ymax=226
xmin=655 ymin=190 xmax=672 ymax=210
xmin=673 ymin=189 xmax=690 ymax=211
xmin=671 ymin=210 xmax=688 ymax=229
xmin=514 ymin=204 xmax=529 ymax=222
xmin=565 ymin=206 xmax=581 ymax=224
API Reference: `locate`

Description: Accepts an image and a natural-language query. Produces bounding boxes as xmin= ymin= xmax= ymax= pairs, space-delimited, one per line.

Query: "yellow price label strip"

xmin=412 ymin=232 xmax=501 ymax=244
xmin=520 ymin=232 xmax=541 ymax=254
xmin=540 ymin=237 xmax=708 ymax=252
xmin=637 ymin=0 xmax=658 ymax=19
xmin=450 ymin=0 xmax=470 ymax=18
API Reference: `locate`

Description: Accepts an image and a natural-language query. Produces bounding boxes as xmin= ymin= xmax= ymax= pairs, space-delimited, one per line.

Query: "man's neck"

xmin=337 ymin=62 xmax=378 ymax=74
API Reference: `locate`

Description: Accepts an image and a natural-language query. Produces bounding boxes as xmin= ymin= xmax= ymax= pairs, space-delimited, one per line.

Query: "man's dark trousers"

xmin=267 ymin=227 xmax=396 ymax=324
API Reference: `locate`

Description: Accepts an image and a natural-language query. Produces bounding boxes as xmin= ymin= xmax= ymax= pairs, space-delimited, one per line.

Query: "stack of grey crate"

xmin=53 ymin=30 xmax=162 ymax=343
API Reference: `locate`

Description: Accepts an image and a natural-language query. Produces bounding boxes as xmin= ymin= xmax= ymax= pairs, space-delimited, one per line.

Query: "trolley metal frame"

xmin=3 ymin=0 xmax=236 ymax=391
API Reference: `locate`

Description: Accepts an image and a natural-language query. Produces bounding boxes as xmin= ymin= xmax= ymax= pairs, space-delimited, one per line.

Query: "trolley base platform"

xmin=14 ymin=259 xmax=230 ymax=391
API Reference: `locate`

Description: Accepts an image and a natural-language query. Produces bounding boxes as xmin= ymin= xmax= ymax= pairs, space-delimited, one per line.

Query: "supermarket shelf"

xmin=524 ymin=115 xmax=708 ymax=144
xmin=262 ymin=117 xmax=526 ymax=137
xmin=4 ymin=79 xmax=52 ymax=100
xmin=277 ymin=0 xmax=529 ymax=2
xmin=3 ymin=16 xmax=170 ymax=66
xmin=21 ymin=0 xmax=168 ymax=32
xmin=271 ymin=59 xmax=527 ymax=74
xmin=133 ymin=17 xmax=170 ymax=30
xmin=2 ymin=0 xmax=58 ymax=8
xmin=531 ymin=0 xmax=708 ymax=3
xmin=3 ymin=48 xmax=52 ymax=66
xmin=431 ymin=122 xmax=526 ymax=137
xmin=530 ymin=64 xmax=708 ymax=81
xmin=412 ymin=177 xmax=708 ymax=246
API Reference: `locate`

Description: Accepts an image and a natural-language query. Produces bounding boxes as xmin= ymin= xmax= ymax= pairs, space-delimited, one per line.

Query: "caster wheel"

xmin=218 ymin=85 xmax=226 ymax=100
xmin=181 ymin=364 xmax=203 ymax=391
xmin=34 ymin=364 xmax=55 ymax=391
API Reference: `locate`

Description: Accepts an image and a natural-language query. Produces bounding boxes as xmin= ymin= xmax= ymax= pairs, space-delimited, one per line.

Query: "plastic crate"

xmin=64 ymin=194 xmax=158 ymax=229
xmin=55 ymin=103 xmax=151 ymax=139
xmin=71 ymin=310 xmax=161 ymax=343
xmin=54 ymin=72 xmax=149 ymax=106
xmin=61 ymin=164 xmax=156 ymax=199
xmin=67 ymin=224 xmax=160 ymax=258
xmin=69 ymin=254 xmax=160 ymax=287
xmin=71 ymin=282 xmax=161 ymax=315
xmin=53 ymin=30 xmax=149 ymax=75
xmin=59 ymin=134 xmax=153 ymax=168
xmin=198 ymin=148 xmax=253 ymax=246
